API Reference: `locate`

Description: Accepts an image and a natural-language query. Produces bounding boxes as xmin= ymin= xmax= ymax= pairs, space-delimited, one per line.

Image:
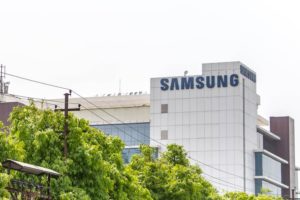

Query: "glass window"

xmin=262 ymin=154 xmax=281 ymax=182
xmin=122 ymin=148 xmax=141 ymax=164
xmin=262 ymin=181 xmax=282 ymax=196
xmin=255 ymin=152 xmax=281 ymax=182
xmin=92 ymin=122 xmax=150 ymax=146
xmin=255 ymin=152 xmax=283 ymax=196
xmin=255 ymin=180 xmax=281 ymax=196
xmin=122 ymin=147 xmax=159 ymax=164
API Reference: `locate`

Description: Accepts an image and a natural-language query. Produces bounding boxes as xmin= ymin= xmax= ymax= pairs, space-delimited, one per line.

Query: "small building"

xmin=0 ymin=102 xmax=25 ymax=126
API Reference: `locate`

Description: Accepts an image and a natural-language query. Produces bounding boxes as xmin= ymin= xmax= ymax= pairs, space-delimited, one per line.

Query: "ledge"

xmin=254 ymin=176 xmax=289 ymax=189
xmin=254 ymin=149 xmax=288 ymax=164
xmin=257 ymin=126 xmax=280 ymax=141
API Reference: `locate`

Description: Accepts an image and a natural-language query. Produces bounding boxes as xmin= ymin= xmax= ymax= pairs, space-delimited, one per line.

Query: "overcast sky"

xmin=1 ymin=0 xmax=299 ymax=172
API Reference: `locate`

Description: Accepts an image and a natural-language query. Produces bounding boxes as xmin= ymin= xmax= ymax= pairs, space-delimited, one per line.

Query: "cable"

xmin=4 ymin=93 xmax=60 ymax=108
xmin=3 ymin=72 xmax=253 ymax=192
xmin=202 ymin=173 xmax=245 ymax=192
xmin=41 ymin=99 xmax=78 ymax=105
xmin=4 ymin=72 xmax=70 ymax=91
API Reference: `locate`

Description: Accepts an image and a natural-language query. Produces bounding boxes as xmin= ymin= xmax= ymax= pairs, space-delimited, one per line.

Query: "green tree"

xmin=127 ymin=144 xmax=220 ymax=200
xmin=1 ymin=103 xmax=151 ymax=200
xmin=0 ymin=170 xmax=11 ymax=200
xmin=222 ymin=192 xmax=255 ymax=200
xmin=0 ymin=120 xmax=24 ymax=199
xmin=222 ymin=192 xmax=282 ymax=200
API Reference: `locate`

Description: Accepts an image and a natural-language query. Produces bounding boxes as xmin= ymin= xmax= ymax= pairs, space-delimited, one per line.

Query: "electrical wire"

xmin=4 ymin=93 xmax=60 ymax=108
xmin=203 ymin=173 xmax=245 ymax=192
xmin=4 ymin=72 xmax=70 ymax=91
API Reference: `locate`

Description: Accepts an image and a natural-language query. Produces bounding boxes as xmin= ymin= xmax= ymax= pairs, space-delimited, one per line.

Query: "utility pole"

xmin=292 ymin=188 xmax=295 ymax=200
xmin=0 ymin=64 xmax=9 ymax=95
xmin=0 ymin=64 xmax=4 ymax=94
xmin=55 ymin=90 xmax=81 ymax=159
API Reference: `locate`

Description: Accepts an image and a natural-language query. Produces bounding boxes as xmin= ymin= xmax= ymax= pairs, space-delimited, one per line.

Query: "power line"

xmin=4 ymin=72 xmax=70 ymax=91
xmin=3 ymin=72 xmax=253 ymax=192
xmin=4 ymin=93 xmax=60 ymax=108
xmin=43 ymin=98 xmax=78 ymax=105
xmin=202 ymin=173 xmax=246 ymax=192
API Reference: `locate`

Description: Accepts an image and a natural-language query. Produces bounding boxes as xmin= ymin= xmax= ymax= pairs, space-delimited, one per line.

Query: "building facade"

xmin=148 ymin=62 xmax=297 ymax=197
xmin=0 ymin=61 xmax=298 ymax=197
xmin=150 ymin=62 xmax=259 ymax=193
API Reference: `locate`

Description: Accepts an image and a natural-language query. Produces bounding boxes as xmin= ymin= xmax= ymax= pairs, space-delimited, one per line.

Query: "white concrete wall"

xmin=74 ymin=106 xmax=150 ymax=125
xmin=150 ymin=61 xmax=258 ymax=193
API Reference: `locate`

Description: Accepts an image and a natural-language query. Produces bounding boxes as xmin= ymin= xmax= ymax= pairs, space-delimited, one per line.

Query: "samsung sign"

xmin=160 ymin=74 xmax=239 ymax=91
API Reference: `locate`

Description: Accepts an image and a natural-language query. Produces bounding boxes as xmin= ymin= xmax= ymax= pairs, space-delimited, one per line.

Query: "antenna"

xmin=184 ymin=70 xmax=188 ymax=76
xmin=4 ymin=82 xmax=10 ymax=94
xmin=0 ymin=65 xmax=5 ymax=94
xmin=1 ymin=65 xmax=10 ymax=94
xmin=119 ymin=79 xmax=122 ymax=94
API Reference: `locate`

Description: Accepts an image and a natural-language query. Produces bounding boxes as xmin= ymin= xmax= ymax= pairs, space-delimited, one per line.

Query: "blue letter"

xmin=230 ymin=74 xmax=239 ymax=86
xmin=181 ymin=77 xmax=194 ymax=90
xmin=170 ymin=78 xmax=180 ymax=90
xmin=160 ymin=78 xmax=169 ymax=91
xmin=195 ymin=76 xmax=205 ymax=89
xmin=217 ymin=75 xmax=228 ymax=88
xmin=206 ymin=76 xmax=215 ymax=88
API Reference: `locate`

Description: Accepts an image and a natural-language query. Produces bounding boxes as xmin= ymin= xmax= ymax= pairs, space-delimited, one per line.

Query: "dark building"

xmin=0 ymin=102 xmax=24 ymax=126
xmin=262 ymin=117 xmax=297 ymax=198
xmin=270 ymin=117 xmax=296 ymax=198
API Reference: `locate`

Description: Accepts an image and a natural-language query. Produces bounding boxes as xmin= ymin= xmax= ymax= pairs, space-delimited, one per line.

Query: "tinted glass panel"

xmin=255 ymin=152 xmax=281 ymax=182
xmin=92 ymin=122 xmax=150 ymax=146
xmin=262 ymin=154 xmax=281 ymax=182
xmin=122 ymin=147 xmax=158 ymax=164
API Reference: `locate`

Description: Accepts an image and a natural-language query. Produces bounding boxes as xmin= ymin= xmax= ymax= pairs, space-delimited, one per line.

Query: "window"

xmin=92 ymin=122 xmax=150 ymax=146
xmin=161 ymin=104 xmax=168 ymax=113
xmin=255 ymin=152 xmax=282 ymax=182
xmin=161 ymin=130 xmax=168 ymax=140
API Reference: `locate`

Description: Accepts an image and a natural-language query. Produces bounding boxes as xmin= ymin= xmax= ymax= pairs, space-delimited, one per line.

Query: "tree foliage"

xmin=222 ymin=192 xmax=282 ymax=200
xmin=0 ymin=103 xmax=150 ymax=199
xmin=0 ymin=120 xmax=24 ymax=199
xmin=0 ymin=171 xmax=11 ymax=200
xmin=127 ymin=144 xmax=220 ymax=200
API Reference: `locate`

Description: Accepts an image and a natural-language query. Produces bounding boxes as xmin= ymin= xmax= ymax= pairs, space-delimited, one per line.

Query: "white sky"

xmin=1 ymin=0 xmax=299 ymax=177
